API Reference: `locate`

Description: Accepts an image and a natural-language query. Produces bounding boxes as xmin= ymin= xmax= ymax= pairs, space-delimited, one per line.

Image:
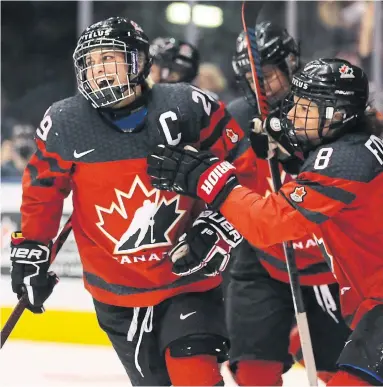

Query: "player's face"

xmin=246 ymin=65 xmax=290 ymax=104
xmin=287 ymin=96 xmax=330 ymax=144
xmin=85 ymin=49 xmax=129 ymax=92
xmin=263 ymin=65 xmax=290 ymax=102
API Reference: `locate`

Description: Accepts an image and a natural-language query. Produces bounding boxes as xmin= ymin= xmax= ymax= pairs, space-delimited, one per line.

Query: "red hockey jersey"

xmin=222 ymin=132 xmax=383 ymax=328
xmin=21 ymin=83 xmax=258 ymax=307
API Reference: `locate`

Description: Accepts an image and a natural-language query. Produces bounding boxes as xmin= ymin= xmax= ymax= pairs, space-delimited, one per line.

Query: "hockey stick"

xmin=241 ymin=2 xmax=318 ymax=385
xmin=0 ymin=215 xmax=73 ymax=349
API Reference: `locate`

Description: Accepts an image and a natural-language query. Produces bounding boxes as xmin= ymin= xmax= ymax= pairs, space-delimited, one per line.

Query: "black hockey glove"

xmin=169 ymin=210 xmax=243 ymax=276
xmin=250 ymin=115 xmax=296 ymax=161
xmin=147 ymin=144 xmax=240 ymax=210
xmin=250 ymin=116 xmax=304 ymax=175
xmin=10 ymin=232 xmax=58 ymax=313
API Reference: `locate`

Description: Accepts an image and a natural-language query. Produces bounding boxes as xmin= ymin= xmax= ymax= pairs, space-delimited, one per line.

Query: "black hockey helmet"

xmin=233 ymin=21 xmax=300 ymax=108
xmin=73 ymin=17 xmax=152 ymax=109
xmin=149 ymin=37 xmax=200 ymax=83
xmin=281 ymin=58 xmax=369 ymax=152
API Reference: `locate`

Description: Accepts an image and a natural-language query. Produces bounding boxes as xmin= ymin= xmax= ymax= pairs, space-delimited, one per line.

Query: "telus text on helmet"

xmin=292 ymin=78 xmax=308 ymax=90
xmin=81 ymin=29 xmax=113 ymax=42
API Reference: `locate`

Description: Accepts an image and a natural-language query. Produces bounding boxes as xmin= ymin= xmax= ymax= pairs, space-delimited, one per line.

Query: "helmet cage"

xmin=232 ymin=31 xmax=299 ymax=111
xmin=73 ymin=37 xmax=146 ymax=108
xmin=281 ymin=92 xmax=362 ymax=152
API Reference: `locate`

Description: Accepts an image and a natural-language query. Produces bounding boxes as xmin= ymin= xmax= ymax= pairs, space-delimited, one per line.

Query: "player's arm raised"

xmin=147 ymin=142 xmax=367 ymax=249
xmin=220 ymin=167 xmax=359 ymax=248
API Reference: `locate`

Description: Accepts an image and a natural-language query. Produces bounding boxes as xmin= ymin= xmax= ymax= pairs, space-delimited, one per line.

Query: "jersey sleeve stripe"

xmin=225 ymin=137 xmax=251 ymax=163
xmin=200 ymin=110 xmax=232 ymax=150
xmin=295 ymin=179 xmax=356 ymax=205
xmin=36 ymin=149 xmax=72 ymax=174
xmin=280 ymin=191 xmax=330 ymax=224
xmin=26 ymin=165 xmax=56 ymax=187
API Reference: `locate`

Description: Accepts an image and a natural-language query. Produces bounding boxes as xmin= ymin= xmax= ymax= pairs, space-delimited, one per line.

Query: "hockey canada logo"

xmin=225 ymin=128 xmax=239 ymax=143
xmin=95 ymin=176 xmax=186 ymax=254
xmin=339 ymin=64 xmax=355 ymax=79
xmin=289 ymin=186 xmax=307 ymax=203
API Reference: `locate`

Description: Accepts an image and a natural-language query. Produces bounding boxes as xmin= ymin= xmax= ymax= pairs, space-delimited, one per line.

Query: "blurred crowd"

xmin=1 ymin=1 xmax=382 ymax=180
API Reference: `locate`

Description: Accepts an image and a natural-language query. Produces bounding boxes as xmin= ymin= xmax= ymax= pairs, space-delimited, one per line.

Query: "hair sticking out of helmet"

xmin=73 ymin=17 xmax=152 ymax=109
xmin=149 ymin=37 xmax=200 ymax=84
xmin=281 ymin=58 xmax=369 ymax=152
xmin=233 ymin=21 xmax=300 ymax=110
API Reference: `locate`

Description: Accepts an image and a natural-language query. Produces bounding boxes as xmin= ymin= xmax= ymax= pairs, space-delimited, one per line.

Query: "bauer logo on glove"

xmin=10 ymin=232 xmax=58 ymax=314
xmin=169 ymin=211 xmax=243 ymax=277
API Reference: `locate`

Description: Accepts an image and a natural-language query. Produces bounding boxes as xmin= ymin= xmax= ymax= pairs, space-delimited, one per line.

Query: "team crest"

xmin=339 ymin=64 xmax=355 ymax=79
xmin=289 ymin=186 xmax=307 ymax=203
xmin=225 ymin=128 xmax=239 ymax=143
xmin=95 ymin=176 xmax=186 ymax=254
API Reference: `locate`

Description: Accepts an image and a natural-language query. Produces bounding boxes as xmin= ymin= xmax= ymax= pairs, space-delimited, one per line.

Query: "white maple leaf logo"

xmin=95 ymin=176 xmax=186 ymax=254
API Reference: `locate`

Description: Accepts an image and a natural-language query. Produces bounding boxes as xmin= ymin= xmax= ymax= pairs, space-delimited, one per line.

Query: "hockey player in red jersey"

xmin=220 ymin=21 xmax=352 ymax=385
xmin=8 ymin=16 xmax=263 ymax=386
xmin=149 ymin=37 xmax=199 ymax=84
xmin=147 ymin=58 xmax=383 ymax=386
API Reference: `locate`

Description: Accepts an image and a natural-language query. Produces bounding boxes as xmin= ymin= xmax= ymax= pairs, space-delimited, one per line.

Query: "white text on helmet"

xmin=81 ymin=29 xmax=112 ymax=42
xmin=334 ymin=90 xmax=355 ymax=95
xmin=292 ymin=78 xmax=308 ymax=90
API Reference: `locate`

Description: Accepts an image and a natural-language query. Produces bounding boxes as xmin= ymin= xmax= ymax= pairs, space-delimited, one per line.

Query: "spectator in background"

xmin=194 ymin=63 xmax=232 ymax=102
xmin=1 ymin=2 xmax=77 ymax=129
xmin=1 ymin=122 xmax=36 ymax=179
xmin=298 ymin=1 xmax=379 ymax=75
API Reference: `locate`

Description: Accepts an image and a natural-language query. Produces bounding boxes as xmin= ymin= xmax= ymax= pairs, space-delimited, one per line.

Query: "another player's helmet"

xmin=233 ymin=21 xmax=300 ymax=108
xmin=149 ymin=37 xmax=199 ymax=83
xmin=73 ymin=17 xmax=151 ymax=108
xmin=281 ymin=58 xmax=369 ymax=152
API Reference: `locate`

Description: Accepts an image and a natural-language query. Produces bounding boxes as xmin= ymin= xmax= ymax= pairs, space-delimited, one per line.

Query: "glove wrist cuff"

xmin=197 ymin=161 xmax=237 ymax=204
xmin=208 ymin=176 xmax=240 ymax=211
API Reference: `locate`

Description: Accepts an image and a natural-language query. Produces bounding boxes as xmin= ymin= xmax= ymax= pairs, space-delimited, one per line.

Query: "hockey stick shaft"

xmin=241 ymin=2 xmax=317 ymax=385
xmin=0 ymin=215 xmax=73 ymax=349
